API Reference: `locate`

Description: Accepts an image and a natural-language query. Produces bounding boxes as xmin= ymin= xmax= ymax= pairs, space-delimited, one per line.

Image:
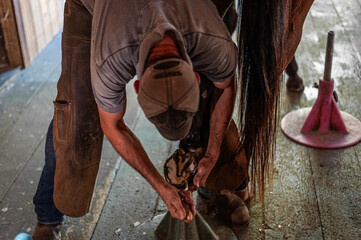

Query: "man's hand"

xmin=181 ymin=190 xmax=196 ymax=218
xmin=158 ymin=184 xmax=195 ymax=221
xmin=193 ymin=154 xmax=215 ymax=188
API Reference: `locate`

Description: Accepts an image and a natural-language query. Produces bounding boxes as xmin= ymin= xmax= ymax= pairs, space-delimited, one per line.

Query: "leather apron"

xmin=53 ymin=0 xmax=103 ymax=217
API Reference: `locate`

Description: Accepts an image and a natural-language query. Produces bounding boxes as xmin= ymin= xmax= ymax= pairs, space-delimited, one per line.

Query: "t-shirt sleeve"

xmin=91 ymin=51 xmax=136 ymax=113
xmin=188 ymin=34 xmax=238 ymax=83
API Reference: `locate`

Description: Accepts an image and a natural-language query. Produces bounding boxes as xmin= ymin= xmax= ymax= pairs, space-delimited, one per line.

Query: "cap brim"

xmin=155 ymin=115 xmax=193 ymax=141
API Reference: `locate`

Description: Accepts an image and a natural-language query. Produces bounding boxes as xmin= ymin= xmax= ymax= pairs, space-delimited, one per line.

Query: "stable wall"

xmin=0 ymin=0 xmax=65 ymax=70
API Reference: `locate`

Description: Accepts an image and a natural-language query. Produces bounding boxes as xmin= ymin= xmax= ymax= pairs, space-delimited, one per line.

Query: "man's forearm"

xmin=206 ymin=79 xmax=236 ymax=163
xmin=104 ymin=121 xmax=167 ymax=193
xmin=193 ymin=78 xmax=236 ymax=188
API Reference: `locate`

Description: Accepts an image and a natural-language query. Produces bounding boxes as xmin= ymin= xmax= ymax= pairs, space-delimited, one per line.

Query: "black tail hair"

xmin=235 ymin=0 xmax=313 ymax=199
xmin=236 ymin=0 xmax=283 ymax=200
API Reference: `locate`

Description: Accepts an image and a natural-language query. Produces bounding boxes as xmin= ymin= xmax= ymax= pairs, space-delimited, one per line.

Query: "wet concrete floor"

xmin=0 ymin=0 xmax=360 ymax=239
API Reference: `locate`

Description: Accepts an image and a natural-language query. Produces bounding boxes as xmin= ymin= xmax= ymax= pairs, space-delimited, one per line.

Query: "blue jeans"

xmin=33 ymin=120 xmax=64 ymax=224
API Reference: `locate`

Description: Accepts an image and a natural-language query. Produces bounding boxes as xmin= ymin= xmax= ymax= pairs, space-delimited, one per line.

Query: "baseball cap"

xmin=138 ymin=57 xmax=199 ymax=141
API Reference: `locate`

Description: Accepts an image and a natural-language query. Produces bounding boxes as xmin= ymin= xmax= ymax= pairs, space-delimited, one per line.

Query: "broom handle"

xmin=324 ymin=31 xmax=335 ymax=81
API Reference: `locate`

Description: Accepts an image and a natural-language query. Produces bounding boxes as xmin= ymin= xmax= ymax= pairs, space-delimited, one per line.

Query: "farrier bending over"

xmin=93 ymin=6 xmax=238 ymax=222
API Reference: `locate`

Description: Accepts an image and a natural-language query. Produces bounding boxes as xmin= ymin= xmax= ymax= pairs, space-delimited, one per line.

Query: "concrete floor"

xmin=0 ymin=0 xmax=360 ymax=239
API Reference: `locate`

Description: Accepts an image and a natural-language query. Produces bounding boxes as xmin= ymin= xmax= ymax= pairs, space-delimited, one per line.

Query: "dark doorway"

xmin=0 ymin=21 xmax=11 ymax=73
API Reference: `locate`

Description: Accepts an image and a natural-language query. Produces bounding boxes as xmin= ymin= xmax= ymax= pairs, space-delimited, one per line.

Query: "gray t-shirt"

xmin=81 ymin=0 xmax=237 ymax=113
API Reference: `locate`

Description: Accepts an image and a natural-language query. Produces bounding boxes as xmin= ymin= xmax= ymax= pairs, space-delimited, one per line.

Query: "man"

xmin=32 ymin=0 xmax=250 ymax=239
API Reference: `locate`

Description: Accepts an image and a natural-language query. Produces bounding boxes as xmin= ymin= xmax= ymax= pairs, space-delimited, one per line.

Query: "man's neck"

xmin=146 ymin=33 xmax=181 ymax=67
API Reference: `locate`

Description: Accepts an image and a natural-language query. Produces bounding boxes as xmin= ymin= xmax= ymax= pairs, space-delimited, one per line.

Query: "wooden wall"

xmin=0 ymin=0 xmax=65 ymax=69
xmin=0 ymin=0 xmax=23 ymax=70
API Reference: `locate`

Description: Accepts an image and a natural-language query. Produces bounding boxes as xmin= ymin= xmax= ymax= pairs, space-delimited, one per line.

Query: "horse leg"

xmin=286 ymin=56 xmax=305 ymax=92
xmin=223 ymin=3 xmax=238 ymax=33
xmin=211 ymin=0 xmax=234 ymax=18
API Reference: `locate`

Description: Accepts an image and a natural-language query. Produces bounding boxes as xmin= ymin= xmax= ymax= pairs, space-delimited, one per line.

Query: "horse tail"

xmin=236 ymin=0 xmax=284 ymax=200
xmin=235 ymin=0 xmax=313 ymax=200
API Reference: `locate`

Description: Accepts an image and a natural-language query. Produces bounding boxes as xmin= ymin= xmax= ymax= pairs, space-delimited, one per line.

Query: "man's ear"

xmin=195 ymin=72 xmax=201 ymax=85
xmin=134 ymin=79 xmax=140 ymax=94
